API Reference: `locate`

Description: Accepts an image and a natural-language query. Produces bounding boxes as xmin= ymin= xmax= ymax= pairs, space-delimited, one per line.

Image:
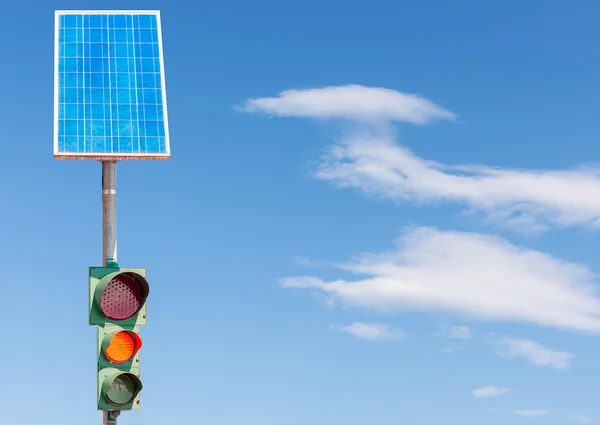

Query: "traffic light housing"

xmin=89 ymin=268 xmax=149 ymax=327
xmin=89 ymin=267 xmax=149 ymax=411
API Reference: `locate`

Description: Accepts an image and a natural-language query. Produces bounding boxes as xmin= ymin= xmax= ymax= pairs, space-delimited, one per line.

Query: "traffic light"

xmin=89 ymin=267 xmax=149 ymax=411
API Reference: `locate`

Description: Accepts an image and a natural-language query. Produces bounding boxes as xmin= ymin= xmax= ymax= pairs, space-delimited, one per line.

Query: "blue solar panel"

xmin=54 ymin=11 xmax=170 ymax=160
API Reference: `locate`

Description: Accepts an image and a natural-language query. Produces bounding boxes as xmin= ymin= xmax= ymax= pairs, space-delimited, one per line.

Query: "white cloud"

xmin=294 ymin=256 xmax=316 ymax=267
xmin=238 ymin=84 xmax=456 ymax=124
xmin=280 ymin=227 xmax=600 ymax=333
xmin=473 ymin=386 xmax=511 ymax=398
xmin=496 ymin=338 xmax=573 ymax=370
xmin=438 ymin=326 xmax=470 ymax=354
xmin=332 ymin=322 xmax=404 ymax=340
xmin=241 ymin=86 xmax=600 ymax=231
xmin=446 ymin=326 xmax=471 ymax=340
xmin=315 ymin=134 xmax=600 ymax=231
xmin=514 ymin=410 xmax=549 ymax=418
xmin=570 ymin=414 xmax=593 ymax=422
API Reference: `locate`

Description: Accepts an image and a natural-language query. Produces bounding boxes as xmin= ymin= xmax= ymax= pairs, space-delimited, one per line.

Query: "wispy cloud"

xmin=237 ymin=84 xmax=456 ymax=125
xmin=332 ymin=322 xmax=405 ymax=340
xmin=570 ymin=414 xmax=593 ymax=422
xmin=496 ymin=338 xmax=573 ymax=369
xmin=281 ymin=227 xmax=600 ymax=333
xmin=473 ymin=386 xmax=511 ymax=398
xmin=514 ymin=410 xmax=549 ymax=418
xmin=293 ymin=256 xmax=318 ymax=267
xmin=438 ymin=326 xmax=470 ymax=354
xmin=441 ymin=346 xmax=461 ymax=354
xmin=444 ymin=326 xmax=471 ymax=340
xmin=315 ymin=134 xmax=600 ymax=232
xmin=241 ymin=86 xmax=600 ymax=231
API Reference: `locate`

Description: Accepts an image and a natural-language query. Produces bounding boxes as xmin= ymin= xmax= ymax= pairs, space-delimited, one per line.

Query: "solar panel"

xmin=54 ymin=10 xmax=170 ymax=160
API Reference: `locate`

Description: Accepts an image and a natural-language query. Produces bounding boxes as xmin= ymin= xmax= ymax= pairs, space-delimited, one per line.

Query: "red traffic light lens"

xmin=100 ymin=273 xmax=144 ymax=320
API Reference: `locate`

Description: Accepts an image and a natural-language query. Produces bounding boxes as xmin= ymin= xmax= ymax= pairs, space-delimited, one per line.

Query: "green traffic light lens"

xmin=100 ymin=368 xmax=144 ymax=408
xmin=106 ymin=375 xmax=136 ymax=405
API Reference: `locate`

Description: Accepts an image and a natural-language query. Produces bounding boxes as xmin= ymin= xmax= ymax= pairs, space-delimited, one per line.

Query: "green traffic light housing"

xmin=90 ymin=266 xmax=149 ymax=411
xmin=89 ymin=267 xmax=149 ymax=327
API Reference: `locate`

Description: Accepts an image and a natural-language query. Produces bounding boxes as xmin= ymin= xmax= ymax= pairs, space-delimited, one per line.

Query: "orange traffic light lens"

xmin=105 ymin=331 xmax=141 ymax=363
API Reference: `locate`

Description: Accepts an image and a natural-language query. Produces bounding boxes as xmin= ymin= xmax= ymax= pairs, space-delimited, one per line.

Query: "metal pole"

xmin=102 ymin=160 xmax=118 ymax=425
xmin=102 ymin=161 xmax=118 ymax=267
xmin=103 ymin=411 xmax=120 ymax=425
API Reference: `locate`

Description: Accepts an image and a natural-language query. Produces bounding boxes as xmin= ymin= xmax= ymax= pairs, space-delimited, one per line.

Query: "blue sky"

xmin=2 ymin=0 xmax=600 ymax=424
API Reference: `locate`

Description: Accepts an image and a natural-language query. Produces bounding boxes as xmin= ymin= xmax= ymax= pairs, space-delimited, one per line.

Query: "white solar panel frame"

xmin=53 ymin=10 xmax=171 ymax=160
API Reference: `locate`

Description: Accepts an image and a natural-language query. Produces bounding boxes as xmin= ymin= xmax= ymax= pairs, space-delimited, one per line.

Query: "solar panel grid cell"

xmin=54 ymin=11 xmax=170 ymax=160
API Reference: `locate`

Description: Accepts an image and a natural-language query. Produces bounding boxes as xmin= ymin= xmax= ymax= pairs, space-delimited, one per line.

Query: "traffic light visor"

xmin=104 ymin=330 xmax=142 ymax=363
xmin=95 ymin=272 xmax=149 ymax=321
